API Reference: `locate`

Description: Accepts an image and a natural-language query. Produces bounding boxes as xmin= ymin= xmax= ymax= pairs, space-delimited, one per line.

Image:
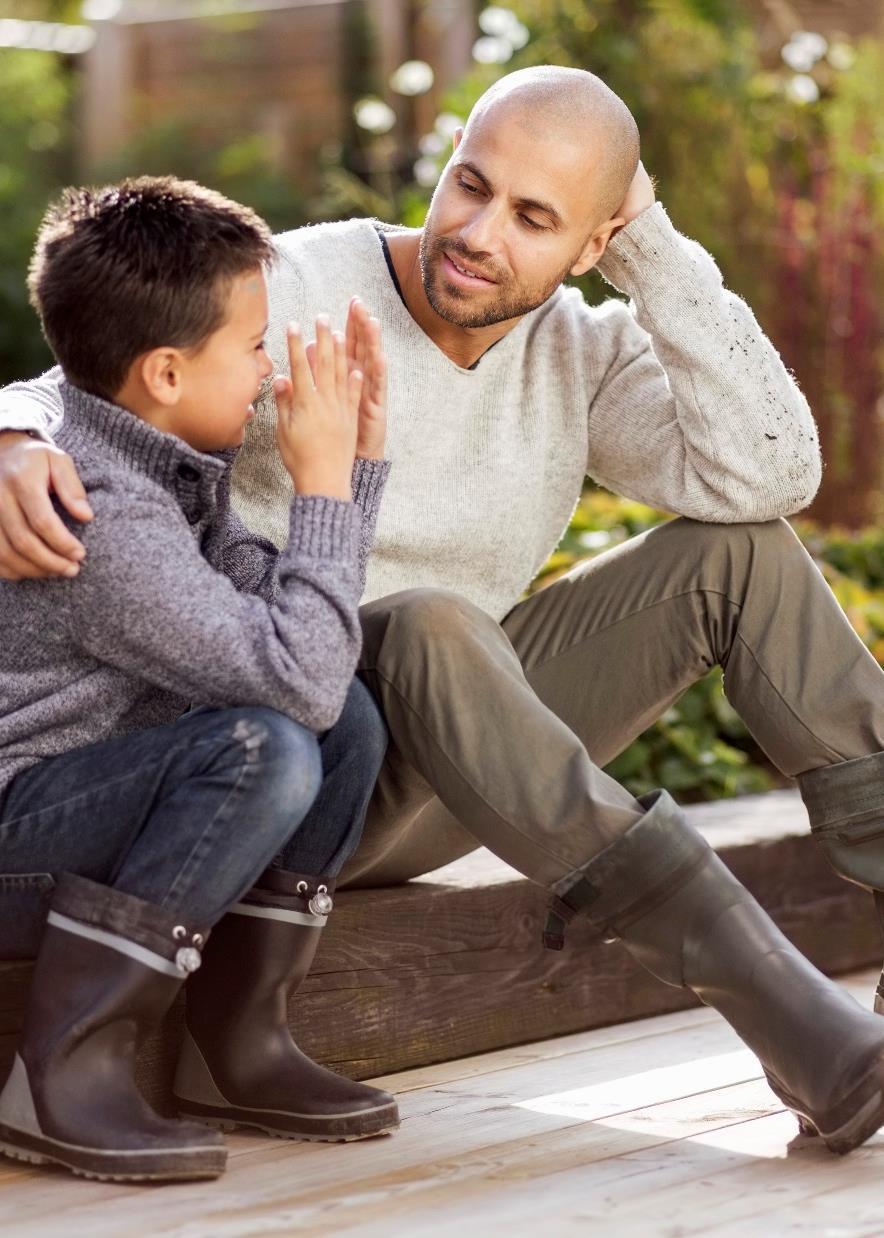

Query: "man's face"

xmin=173 ymin=268 xmax=273 ymax=451
xmin=420 ymin=109 xmax=601 ymax=328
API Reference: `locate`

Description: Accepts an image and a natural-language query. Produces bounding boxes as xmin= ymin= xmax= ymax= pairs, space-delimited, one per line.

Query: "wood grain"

xmin=0 ymin=792 xmax=880 ymax=1112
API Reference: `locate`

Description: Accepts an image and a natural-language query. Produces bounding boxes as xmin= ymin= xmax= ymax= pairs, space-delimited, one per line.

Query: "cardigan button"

xmin=176 ymin=463 xmax=201 ymax=482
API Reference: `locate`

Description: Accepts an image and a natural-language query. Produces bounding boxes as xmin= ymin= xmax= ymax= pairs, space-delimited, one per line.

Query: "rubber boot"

xmin=552 ymin=790 xmax=884 ymax=1155
xmin=798 ymin=751 xmax=884 ymax=1013
xmin=0 ymin=874 xmax=226 ymax=1182
xmin=174 ymin=869 xmax=399 ymax=1141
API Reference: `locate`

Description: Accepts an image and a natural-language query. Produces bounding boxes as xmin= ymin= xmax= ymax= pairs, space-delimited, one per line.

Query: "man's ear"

xmin=570 ymin=216 xmax=626 ymax=277
xmin=138 ymin=349 xmax=185 ymax=407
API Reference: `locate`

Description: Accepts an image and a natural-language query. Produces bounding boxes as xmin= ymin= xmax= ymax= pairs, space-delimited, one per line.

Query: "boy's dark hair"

xmin=28 ymin=175 xmax=275 ymax=400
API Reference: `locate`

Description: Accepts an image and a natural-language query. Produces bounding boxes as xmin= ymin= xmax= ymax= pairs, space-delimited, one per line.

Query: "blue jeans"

xmin=0 ymin=679 xmax=386 ymax=957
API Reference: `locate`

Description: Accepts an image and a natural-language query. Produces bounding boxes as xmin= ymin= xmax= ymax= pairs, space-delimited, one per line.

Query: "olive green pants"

xmin=341 ymin=518 xmax=884 ymax=891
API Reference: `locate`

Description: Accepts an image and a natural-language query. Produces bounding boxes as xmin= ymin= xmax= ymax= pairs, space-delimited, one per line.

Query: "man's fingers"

xmin=47 ymin=451 xmax=93 ymax=523
xmin=0 ymin=506 xmax=81 ymax=577
xmin=16 ymin=476 xmax=87 ymax=562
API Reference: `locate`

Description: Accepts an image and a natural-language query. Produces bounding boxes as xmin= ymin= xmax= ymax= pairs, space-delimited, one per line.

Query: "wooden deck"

xmin=4 ymin=969 xmax=884 ymax=1237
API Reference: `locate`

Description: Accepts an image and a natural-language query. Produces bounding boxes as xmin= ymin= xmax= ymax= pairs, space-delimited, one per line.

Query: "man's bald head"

xmin=465 ymin=66 xmax=640 ymax=225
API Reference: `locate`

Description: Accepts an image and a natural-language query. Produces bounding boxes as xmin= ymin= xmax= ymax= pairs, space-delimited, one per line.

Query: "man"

xmin=2 ymin=67 xmax=884 ymax=1153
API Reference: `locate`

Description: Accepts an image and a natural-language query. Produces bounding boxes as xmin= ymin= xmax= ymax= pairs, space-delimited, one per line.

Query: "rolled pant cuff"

xmin=51 ymin=872 xmax=209 ymax=966
xmin=543 ymin=790 xmax=704 ymax=949
xmin=798 ymin=750 xmax=884 ymax=829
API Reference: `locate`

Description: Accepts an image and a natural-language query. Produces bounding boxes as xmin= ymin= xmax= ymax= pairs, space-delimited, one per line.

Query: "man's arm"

xmin=0 ymin=364 xmax=64 ymax=440
xmin=65 ymin=491 xmax=363 ymax=734
xmin=0 ymin=365 xmax=92 ymax=577
xmin=586 ymin=202 xmax=822 ymax=522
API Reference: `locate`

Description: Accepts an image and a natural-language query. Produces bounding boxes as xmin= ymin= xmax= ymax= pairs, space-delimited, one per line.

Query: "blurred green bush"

xmin=530 ymin=489 xmax=884 ymax=801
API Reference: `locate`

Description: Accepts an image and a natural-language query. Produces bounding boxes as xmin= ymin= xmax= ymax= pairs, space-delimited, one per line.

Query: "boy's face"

xmin=172 ymin=268 xmax=273 ymax=451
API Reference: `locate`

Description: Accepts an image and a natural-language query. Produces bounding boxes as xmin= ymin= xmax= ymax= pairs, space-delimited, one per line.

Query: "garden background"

xmin=2 ymin=0 xmax=882 ymax=802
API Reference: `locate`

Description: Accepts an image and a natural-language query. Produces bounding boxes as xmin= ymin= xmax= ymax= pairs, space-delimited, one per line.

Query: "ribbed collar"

xmin=56 ymin=380 xmax=230 ymax=522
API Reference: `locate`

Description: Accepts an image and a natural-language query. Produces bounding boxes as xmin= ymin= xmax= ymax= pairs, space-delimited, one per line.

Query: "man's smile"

xmin=442 ymin=250 xmax=497 ymax=288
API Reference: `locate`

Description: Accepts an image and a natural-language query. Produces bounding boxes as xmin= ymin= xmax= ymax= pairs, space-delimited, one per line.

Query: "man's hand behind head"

xmin=0 ymin=431 xmax=93 ymax=579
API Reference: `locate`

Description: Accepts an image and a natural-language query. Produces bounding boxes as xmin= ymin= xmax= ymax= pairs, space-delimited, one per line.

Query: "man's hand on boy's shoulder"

xmin=0 ymin=430 xmax=93 ymax=580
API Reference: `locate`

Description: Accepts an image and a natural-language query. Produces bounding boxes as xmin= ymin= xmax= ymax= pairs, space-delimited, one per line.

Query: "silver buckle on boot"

xmin=309 ymin=885 xmax=334 ymax=917
xmin=173 ymin=925 xmax=204 ymax=975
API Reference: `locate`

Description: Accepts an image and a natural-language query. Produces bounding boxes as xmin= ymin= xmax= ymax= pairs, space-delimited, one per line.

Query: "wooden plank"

xmin=1 ymin=793 xmax=880 ymax=1109
xmin=2 ymin=974 xmax=882 ymax=1237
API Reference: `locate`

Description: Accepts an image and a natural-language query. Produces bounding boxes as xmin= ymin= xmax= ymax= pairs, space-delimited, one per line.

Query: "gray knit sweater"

xmin=0 ymin=204 xmax=822 ymax=621
xmin=0 ymin=382 xmax=389 ymax=797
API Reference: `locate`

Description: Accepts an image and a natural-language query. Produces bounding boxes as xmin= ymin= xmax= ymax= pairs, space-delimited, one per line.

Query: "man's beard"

xmin=419 ymin=232 xmax=572 ymax=328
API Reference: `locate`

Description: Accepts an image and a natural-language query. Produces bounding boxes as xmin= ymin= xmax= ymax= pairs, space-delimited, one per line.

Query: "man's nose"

xmin=459 ymin=202 xmax=503 ymax=257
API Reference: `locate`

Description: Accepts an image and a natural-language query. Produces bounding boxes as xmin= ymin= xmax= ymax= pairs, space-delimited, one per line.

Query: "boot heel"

xmin=795 ymin=1114 xmax=818 ymax=1137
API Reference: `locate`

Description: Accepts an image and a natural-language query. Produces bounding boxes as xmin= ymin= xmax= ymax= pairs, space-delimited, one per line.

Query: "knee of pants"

xmin=661 ymin=516 xmax=802 ymax=583
xmin=360 ymin=587 xmax=493 ymax=665
xmin=217 ymin=705 xmax=323 ymax=826
xmin=336 ymin=678 xmax=389 ymax=772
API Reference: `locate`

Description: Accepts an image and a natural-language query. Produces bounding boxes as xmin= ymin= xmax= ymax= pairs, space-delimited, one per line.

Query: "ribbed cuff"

xmin=287 ymin=494 xmax=360 ymax=560
xmin=351 ymin=457 xmax=391 ymax=510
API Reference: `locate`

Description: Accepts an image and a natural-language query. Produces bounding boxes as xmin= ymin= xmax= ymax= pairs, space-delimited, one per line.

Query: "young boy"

xmin=0 ymin=177 xmax=396 ymax=1182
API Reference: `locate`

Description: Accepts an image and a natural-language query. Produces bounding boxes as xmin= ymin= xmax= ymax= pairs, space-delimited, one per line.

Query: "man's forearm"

xmin=589 ymin=203 xmax=822 ymax=522
xmin=0 ymin=366 xmax=65 ymax=441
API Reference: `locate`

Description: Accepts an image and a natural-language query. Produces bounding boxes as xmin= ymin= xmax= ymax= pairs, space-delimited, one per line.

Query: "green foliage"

xmin=530 ymin=490 xmax=884 ymax=801
xmin=0 ymin=48 xmax=73 ymax=384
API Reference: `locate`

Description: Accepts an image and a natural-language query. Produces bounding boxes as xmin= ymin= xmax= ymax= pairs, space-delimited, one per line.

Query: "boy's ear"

xmin=138 ymin=349 xmax=185 ymax=406
xmin=570 ymin=215 xmax=626 ymax=277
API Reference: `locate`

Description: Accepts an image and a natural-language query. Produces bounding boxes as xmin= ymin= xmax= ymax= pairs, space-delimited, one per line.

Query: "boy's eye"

xmin=255 ymin=340 xmax=266 ymax=351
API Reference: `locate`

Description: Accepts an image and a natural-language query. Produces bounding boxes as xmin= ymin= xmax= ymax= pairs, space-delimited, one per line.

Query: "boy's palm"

xmin=274 ymin=316 xmax=361 ymax=501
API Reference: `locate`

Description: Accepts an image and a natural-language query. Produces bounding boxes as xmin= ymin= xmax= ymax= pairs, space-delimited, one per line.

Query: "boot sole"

xmin=176 ymin=1097 xmax=400 ymax=1142
xmin=0 ymin=1121 xmax=226 ymax=1182
xmin=767 ymin=1051 xmax=884 ymax=1155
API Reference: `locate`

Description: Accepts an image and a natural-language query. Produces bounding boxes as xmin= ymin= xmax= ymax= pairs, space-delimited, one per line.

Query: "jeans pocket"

xmin=0 ymin=873 xmax=56 ymax=960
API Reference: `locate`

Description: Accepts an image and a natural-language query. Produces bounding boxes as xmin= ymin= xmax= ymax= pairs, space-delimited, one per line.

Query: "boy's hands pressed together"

xmin=274 ymin=315 xmax=362 ymax=501
xmin=345 ymin=296 xmax=387 ymax=461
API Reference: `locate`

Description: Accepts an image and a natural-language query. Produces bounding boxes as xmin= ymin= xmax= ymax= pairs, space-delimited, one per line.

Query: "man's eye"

xmin=519 ymin=215 xmax=544 ymax=231
xmin=458 ymin=179 xmax=481 ymax=195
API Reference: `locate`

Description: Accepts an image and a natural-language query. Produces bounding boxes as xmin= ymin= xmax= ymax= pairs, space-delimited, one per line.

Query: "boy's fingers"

xmin=285 ymin=323 xmax=314 ymax=402
xmin=313 ymin=314 xmax=334 ymax=392
xmin=345 ymin=298 xmax=359 ymax=368
xmin=347 ymin=369 xmax=364 ymax=418
xmin=47 ymin=452 xmax=93 ymax=523
xmin=304 ymin=341 xmax=318 ymax=381
xmin=333 ymin=331 xmax=348 ymax=402
xmin=273 ymin=375 xmax=293 ymax=417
